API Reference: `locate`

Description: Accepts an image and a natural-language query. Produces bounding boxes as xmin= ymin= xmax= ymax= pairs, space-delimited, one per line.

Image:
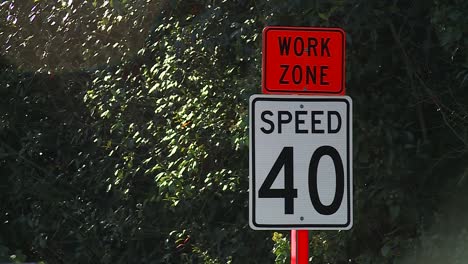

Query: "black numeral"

xmin=308 ymin=146 xmax=344 ymax=215
xmin=258 ymin=147 xmax=298 ymax=214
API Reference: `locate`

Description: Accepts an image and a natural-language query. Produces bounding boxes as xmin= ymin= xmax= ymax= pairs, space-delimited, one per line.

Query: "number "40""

xmin=258 ymin=146 xmax=344 ymax=215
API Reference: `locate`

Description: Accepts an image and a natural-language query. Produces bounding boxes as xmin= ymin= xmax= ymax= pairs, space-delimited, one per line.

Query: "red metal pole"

xmin=291 ymin=230 xmax=297 ymax=264
xmin=291 ymin=230 xmax=309 ymax=264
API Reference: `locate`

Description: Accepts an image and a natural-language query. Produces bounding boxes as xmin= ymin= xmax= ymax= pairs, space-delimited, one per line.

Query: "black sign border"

xmin=262 ymin=26 xmax=345 ymax=94
xmin=250 ymin=96 xmax=351 ymax=229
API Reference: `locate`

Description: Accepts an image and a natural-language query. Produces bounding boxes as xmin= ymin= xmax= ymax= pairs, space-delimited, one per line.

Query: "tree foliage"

xmin=1 ymin=0 xmax=468 ymax=263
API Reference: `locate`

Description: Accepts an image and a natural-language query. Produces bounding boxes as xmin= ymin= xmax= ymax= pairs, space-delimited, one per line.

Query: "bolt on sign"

xmin=262 ymin=26 xmax=345 ymax=95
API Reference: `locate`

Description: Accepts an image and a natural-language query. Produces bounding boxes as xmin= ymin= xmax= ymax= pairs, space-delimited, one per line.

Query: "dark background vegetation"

xmin=1 ymin=0 xmax=468 ymax=263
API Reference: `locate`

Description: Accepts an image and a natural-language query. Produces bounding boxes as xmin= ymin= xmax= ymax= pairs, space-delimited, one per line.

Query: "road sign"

xmin=249 ymin=95 xmax=352 ymax=230
xmin=262 ymin=26 xmax=345 ymax=95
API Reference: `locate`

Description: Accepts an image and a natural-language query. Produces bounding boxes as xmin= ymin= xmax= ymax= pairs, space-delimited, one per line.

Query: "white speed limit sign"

xmin=249 ymin=95 xmax=352 ymax=230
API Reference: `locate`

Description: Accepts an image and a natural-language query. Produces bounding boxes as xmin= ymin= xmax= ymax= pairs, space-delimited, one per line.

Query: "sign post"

xmin=291 ymin=230 xmax=309 ymax=264
xmin=251 ymin=26 xmax=349 ymax=263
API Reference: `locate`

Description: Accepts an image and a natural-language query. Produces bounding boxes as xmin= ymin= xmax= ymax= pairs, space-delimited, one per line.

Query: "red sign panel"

xmin=262 ymin=26 xmax=345 ymax=95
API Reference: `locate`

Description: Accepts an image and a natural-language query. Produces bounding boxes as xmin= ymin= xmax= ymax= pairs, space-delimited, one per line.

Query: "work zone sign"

xmin=249 ymin=95 xmax=352 ymax=230
xmin=262 ymin=27 xmax=345 ymax=95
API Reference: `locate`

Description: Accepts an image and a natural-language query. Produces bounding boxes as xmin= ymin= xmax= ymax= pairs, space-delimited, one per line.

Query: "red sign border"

xmin=262 ymin=26 xmax=346 ymax=95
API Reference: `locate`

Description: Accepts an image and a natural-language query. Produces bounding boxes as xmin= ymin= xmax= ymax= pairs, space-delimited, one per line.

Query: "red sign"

xmin=262 ymin=26 xmax=345 ymax=95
